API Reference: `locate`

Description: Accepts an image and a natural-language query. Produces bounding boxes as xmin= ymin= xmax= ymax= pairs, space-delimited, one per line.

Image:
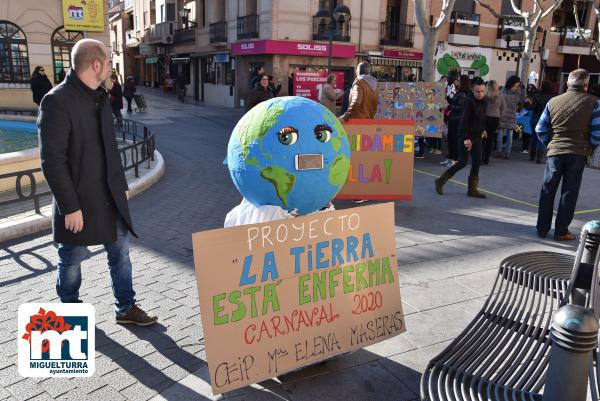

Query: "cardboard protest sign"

xmin=192 ymin=203 xmax=405 ymax=394
xmin=336 ymin=119 xmax=414 ymax=201
xmin=375 ymin=82 xmax=447 ymax=138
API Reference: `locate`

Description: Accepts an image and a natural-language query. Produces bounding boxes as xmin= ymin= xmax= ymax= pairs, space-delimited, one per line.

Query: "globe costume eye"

xmin=314 ymin=124 xmax=332 ymax=143
xmin=278 ymin=127 xmax=298 ymax=145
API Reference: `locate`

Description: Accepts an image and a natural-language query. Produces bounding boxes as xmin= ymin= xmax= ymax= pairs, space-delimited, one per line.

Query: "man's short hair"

xmin=357 ymin=62 xmax=370 ymax=76
xmin=567 ymin=68 xmax=590 ymax=89
xmin=71 ymin=39 xmax=107 ymax=72
xmin=326 ymin=74 xmax=336 ymax=84
xmin=471 ymin=77 xmax=485 ymax=87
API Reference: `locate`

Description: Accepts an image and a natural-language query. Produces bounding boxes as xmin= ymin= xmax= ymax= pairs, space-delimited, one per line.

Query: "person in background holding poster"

xmin=320 ymin=74 xmax=343 ymax=114
xmin=339 ymin=62 xmax=378 ymax=122
xmin=435 ymin=77 xmax=488 ymax=198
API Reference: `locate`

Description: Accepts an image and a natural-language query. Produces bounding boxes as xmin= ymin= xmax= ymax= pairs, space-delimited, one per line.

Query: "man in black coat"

xmin=38 ymin=38 xmax=157 ymax=326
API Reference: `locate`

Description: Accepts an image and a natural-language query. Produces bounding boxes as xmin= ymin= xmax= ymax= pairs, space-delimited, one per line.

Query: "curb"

xmin=128 ymin=149 xmax=166 ymax=198
xmin=0 ymin=150 xmax=165 ymax=244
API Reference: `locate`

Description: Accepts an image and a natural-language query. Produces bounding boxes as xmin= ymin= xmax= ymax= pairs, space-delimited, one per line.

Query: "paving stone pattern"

xmin=1 ymin=87 xmax=598 ymax=401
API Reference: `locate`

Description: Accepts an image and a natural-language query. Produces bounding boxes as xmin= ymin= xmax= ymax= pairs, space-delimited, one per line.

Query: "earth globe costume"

xmin=225 ymin=96 xmax=351 ymax=227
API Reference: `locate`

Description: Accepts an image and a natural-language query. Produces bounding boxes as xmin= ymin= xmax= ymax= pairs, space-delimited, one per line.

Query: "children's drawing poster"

xmin=375 ymin=82 xmax=447 ymax=138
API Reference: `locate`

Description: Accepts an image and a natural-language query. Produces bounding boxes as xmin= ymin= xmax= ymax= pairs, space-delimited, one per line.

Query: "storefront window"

xmin=52 ymin=27 xmax=83 ymax=84
xmin=0 ymin=21 xmax=30 ymax=84
xmin=370 ymin=65 xmax=421 ymax=82
xmin=205 ymin=56 xmax=234 ymax=85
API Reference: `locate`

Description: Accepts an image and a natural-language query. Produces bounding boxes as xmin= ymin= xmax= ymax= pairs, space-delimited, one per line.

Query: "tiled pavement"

xmin=1 ymin=87 xmax=599 ymax=401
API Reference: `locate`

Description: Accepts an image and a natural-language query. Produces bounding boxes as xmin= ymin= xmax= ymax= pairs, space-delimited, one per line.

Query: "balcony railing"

xmin=559 ymin=27 xmax=594 ymax=47
xmin=450 ymin=11 xmax=480 ymax=36
xmin=497 ymin=17 xmax=524 ymax=41
xmin=380 ymin=22 xmax=414 ymax=47
xmin=238 ymin=14 xmax=259 ymax=39
xmin=312 ymin=16 xmax=351 ymax=42
xmin=210 ymin=21 xmax=228 ymax=43
xmin=174 ymin=26 xmax=196 ymax=44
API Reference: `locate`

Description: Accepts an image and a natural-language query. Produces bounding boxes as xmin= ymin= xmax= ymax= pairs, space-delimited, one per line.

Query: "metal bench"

xmin=421 ymin=222 xmax=600 ymax=401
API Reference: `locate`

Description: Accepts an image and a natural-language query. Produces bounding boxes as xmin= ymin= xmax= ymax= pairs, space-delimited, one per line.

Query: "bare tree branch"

xmin=413 ymin=0 xmax=431 ymax=33
xmin=511 ymin=0 xmax=528 ymax=18
xmin=433 ymin=0 xmax=457 ymax=30
xmin=474 ymin=0 xmax=507 ymax=20
xmin=540 ymin=0 xmax=564 ymax=20
xmin=573 ymin=0 xmax=600 ymax=60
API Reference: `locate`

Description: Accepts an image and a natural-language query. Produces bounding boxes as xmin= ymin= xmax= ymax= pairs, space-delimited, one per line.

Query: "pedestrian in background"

xmin=435 ymin=77 xmax=488 ymax=198
xmin=483 ymin=80 xmax=505 ymax=164
xmin=268 ymin=75 xmax=282 ymax=97
xmin=246 ymin=73 xmax=273 ymax=111
xmin=38 ymin=38 xmax=157 ymax=326
xmin=535 ymin=68 xmax=600 ymax=241
xmin=340 ymin=62 xmax=378 ymax=122
xmin=250 ymin=65 xmax=265 ymax=89
xmin=529 ymin=80 xmax=556 ymax=163
xmin=442 ymin=75 xmax=470 ymax=166
xmin=109 ymin=74 xmax=123 ymax=126
xmin=123 ymin=76 xmax=136 ymax=113
xmin=496 ymin=75 xmax=525 ymax=159
xmin=340 ymin=83 xmax=352 ymax=116
xmin=176 ymin=72 xmax=186 ymax=102
xmin=30 ymin=66 xmax=53 ymax=106
xmin=320 ymin=73 xmax=343 ymax=114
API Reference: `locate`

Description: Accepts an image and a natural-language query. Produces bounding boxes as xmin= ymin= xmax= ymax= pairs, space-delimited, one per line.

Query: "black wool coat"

xmin=30 ymin=75 xmax=53 ymax=105
xmin=38 ymin=69 xmax=135 ymax=246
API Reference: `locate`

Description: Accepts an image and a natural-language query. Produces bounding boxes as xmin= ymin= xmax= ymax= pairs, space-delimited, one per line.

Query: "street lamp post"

xmin=179 ymin=8 xmax=190 ymax=29
xmin=314 ymin=5 xmax=351 ymax=73
xmin=502 ymin=27 xmax=524 ymax=77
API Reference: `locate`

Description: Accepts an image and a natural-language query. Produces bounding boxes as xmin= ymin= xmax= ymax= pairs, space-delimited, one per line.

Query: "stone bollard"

xmin=542 ymin=304 xmax=599 ymax=401
xmin=581 ymin=220 xmax=600 ymax=265
xmin=571 ymin=221 xmax=600 ymax=306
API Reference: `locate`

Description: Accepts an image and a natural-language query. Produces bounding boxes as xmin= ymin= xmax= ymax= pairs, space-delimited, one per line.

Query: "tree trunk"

xmin=421 ymin=30 xmax=439 ymax=81
xmin=519 ymin=27 xmax=535 ymax=84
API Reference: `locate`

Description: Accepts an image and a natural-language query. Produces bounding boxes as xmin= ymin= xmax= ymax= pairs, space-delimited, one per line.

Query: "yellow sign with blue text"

xmin=62 ymin=0 xmax=105 ymax=32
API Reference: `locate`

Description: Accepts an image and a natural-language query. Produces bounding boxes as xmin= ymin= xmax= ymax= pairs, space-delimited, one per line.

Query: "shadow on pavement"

xmin=96 ymin=326 xmax=213 ymax=400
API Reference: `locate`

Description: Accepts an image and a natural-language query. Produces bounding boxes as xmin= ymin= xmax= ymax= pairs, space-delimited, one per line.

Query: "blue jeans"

xmin=536 ymin=154 xmax=586 ymax=236
xmin=496 ymin=128 xmax=513 ymax=153
xmin=56 ymin=220 xmax=136 ymax=315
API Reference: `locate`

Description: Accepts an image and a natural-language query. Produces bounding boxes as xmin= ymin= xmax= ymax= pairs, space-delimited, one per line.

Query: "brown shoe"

xmin=494 ymin=151 xmax=503 ymax=159
xmin=504 ymin=152 xmax=511 ymax=159
xmin=116 ymin=304 xmax=158 ymax=326
xmin=554 ymin=232 xmax=577 ymax=241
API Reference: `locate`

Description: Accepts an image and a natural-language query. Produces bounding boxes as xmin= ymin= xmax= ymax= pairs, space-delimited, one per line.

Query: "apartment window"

xmin=200 ymin=0 xmax=206 ymax=26
xmin=246 ymin=0 xmax=257 ymax=14
xmin=0 ymin=21 xmax=30 ymax=83
xmin=144 ymin=11 xmax=149 ymax=25
xmin=166 ymin=3 xmax=176 ymax=21
xmin=216 ymin=0 xmax=225 ymax=21
xmin=453 ymin=0 xmax=474 ymax=13
xmin=501 ymin=0 xmax=522 ymax=15
xmin=160 ymin=5 xmax=164 ymax=22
